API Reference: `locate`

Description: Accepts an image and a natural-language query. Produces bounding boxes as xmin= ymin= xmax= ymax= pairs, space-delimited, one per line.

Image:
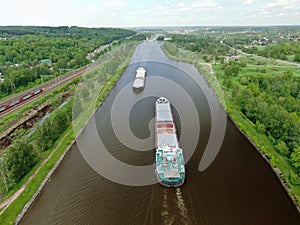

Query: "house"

xmin=224 ymin=55 xmax=240 ymax=62
xmin=39 ymin=59 xmax=52 ymax=65
xmin=293 ymin=38 xmax=299 ymax=42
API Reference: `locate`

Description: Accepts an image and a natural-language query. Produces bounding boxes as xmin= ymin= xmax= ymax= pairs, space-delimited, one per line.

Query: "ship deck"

xmin=156 ymin=148 xmax=184 ymax=179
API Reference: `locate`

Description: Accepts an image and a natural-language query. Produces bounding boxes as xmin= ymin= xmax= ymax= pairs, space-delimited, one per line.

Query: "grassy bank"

xmin=0 ymin=127 xmax=74 ymax=224
xmin=161 ymin=41 xmax=300 ymax=209
xmin=0 ymin=41 xmax=139 ymax=224
xmin=72 ymin=41 xmax=138 ymax=134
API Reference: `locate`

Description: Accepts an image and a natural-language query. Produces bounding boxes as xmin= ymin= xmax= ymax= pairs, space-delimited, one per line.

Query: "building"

xmin=39 ymin=59 xmax=52 ymax=65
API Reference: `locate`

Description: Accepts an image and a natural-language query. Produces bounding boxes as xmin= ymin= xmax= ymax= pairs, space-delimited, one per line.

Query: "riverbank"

xmin=0 ymin=41 xmax=139 ymax=224
xmin=0 ymin=127 xmax=75 ymax=224
xmin=161 ymin=41 xmax=300 ymax=211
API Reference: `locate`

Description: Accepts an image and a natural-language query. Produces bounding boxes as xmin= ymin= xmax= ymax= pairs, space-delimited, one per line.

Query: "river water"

xmin=20 ymin=41 xmax=300 ymax=225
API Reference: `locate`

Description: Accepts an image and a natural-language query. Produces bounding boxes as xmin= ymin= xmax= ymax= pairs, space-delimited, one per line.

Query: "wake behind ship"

xmin=155 ymin=97 xmax=185 ymax=187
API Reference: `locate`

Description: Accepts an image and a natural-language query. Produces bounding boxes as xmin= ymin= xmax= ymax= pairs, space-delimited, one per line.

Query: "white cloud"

xmin=283 ymin=5 xmax=294 ymax=9
xmin=191 ymin=0 xmax=219 ymax=8
xmin=99 ymin=0 xmax=126 ymax=9
xmin=242 ymin=0 xmax=253 ymax=5
xmin=177 ymin=3 xmax=185 ymax=8
xmin=266 ymin=0 xmax=299 ymax=8
xmin=258 ymin=9 xmax=270 ymax=15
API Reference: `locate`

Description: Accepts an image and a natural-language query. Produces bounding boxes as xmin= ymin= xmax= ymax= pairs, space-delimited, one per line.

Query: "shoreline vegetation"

xmin=0 ymin=41 xmax=139 ymax=224
xmin=161 ymin=41 xmax=300 ymax=211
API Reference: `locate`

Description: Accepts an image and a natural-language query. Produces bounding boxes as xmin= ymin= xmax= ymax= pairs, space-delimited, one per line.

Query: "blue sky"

xmin=0 ymin=0 xmax=299 ymax=27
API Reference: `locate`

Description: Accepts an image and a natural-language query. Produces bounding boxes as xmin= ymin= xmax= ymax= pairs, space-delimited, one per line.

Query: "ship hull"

xmin=155 ymin=170 xmax=185 ymax=187
xmin=132 ymin=83 xmax=144 ymax=93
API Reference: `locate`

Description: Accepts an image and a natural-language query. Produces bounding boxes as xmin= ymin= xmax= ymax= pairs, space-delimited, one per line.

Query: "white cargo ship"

xmin=155 ymin=97 xmax=185 ymax=187
xmin=132 ymin=67 xmax=146 ymax=92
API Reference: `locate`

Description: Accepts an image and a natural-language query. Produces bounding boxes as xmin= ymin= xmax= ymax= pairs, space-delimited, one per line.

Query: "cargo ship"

xmin=155 ymin=97 xmax=185 ymax=187
xmin=132 ymin=67 xmax=146 ymax=92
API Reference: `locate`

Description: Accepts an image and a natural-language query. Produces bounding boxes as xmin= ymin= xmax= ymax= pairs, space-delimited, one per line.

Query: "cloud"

xmin=191 ymin=0 xmax=219 ymax=8
xmin=258 ymin=9 xmax=269 ymax=15
xmin=242 ymin=0 xmax=253 ymax=4
xmin=266 ymin=0 xmax=299 ymax=8
xmin=98 ymin=0 xmax=126 ymax=10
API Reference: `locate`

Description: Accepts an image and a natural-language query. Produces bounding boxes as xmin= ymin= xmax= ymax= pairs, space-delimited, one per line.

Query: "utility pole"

xmin=9 ymin=79 xmax=15 ymax=93
xmin=40 ymin=75 xmax=55 ymax=85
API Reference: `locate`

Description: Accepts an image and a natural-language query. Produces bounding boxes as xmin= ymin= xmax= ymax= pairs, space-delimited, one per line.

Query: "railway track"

xmin=0 ymin=59 xmax=103 ymax=118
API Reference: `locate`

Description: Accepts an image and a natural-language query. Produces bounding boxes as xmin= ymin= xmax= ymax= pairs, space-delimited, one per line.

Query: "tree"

xmin=294 ymin=53 xmax=300 ymax=63
xmin=156 ymin=36 xmax=164 ymax=41
xmin=35 ymin=119 xmax=53 ymax=151
xmin=224 ymin=63 xmax=240 ymax=77
xmin=291 ymin=146 xmax=300 ymax=172
xmin=3 ymin=139 xmax=38 ymax=187
xmin=276 ymin=140 xmax=290 ymax=156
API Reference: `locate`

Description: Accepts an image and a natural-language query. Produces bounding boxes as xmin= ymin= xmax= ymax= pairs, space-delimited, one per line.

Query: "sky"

xmin=0 ymin=0 xmax=299 ymax=27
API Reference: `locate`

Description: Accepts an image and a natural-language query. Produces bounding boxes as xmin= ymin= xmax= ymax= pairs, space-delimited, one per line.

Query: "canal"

xmin=20 ymin=41 xmax=300 ymax=225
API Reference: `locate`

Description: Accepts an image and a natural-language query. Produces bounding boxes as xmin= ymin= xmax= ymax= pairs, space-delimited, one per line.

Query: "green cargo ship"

xmin=155 ymin=97 xmax=185 ymax=187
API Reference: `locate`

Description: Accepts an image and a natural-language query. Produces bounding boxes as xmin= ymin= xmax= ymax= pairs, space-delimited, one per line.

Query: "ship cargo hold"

xmin=132 ymin=67 xmax=146 ymax=92
xmin=155 ymin=97 xmax=185 ymax=187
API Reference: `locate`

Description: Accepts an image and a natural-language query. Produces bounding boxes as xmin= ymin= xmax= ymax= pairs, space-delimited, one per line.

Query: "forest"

xmin=169 ymin=34 xmax=230 ymax=57
xmin=0 ymin=26 xmax=135 ymax=98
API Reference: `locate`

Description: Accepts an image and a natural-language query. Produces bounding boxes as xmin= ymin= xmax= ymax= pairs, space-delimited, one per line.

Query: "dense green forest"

xmin=0 ymin=26 xmax=135 ymax=98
